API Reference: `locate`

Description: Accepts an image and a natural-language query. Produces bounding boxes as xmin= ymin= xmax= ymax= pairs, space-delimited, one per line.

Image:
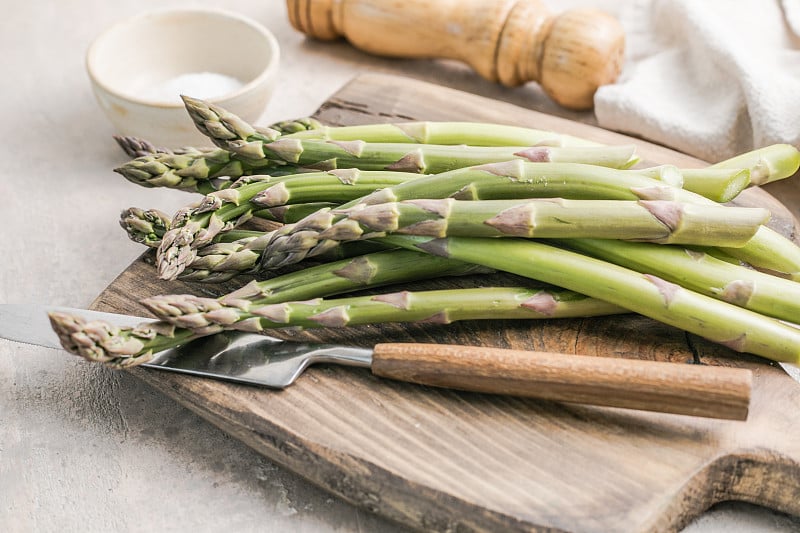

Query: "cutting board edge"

xmin=122 ymin=364 xmax=800 ymax=533
xmin=125 ymin=367 xmax=575 ymax=533
xmin=123 ymin=367 xmax=719 ymax=533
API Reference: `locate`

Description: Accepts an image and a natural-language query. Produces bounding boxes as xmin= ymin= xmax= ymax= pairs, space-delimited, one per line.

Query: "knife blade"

xmin=0 ymin=303 xmax=753 ymax=420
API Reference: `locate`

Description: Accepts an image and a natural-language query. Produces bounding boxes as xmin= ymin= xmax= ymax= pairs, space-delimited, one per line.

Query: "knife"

xmin=0 ymin=303 xmax=753 ymax=420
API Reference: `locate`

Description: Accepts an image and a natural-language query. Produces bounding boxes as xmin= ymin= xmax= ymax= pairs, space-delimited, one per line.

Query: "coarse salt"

xmin=143 ymin=72 xmax=244 ymax=103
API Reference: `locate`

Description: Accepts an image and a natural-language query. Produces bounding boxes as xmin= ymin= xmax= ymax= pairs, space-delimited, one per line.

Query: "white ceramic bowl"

xmin=87 ymin=8 xmax=280 ymax=148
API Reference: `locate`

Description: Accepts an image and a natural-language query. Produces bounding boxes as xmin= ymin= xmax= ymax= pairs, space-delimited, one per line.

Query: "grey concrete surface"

xmin=2 ymin=1 xmax=800 ymax=531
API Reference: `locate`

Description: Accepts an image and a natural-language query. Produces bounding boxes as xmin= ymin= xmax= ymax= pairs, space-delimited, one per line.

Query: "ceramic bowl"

xmin=87 ymin=8 xmax=280 ymax=148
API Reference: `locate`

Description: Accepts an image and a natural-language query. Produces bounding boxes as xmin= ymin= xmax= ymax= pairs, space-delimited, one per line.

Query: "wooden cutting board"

xmin=91 ymin=74 xmax=800 ymax=533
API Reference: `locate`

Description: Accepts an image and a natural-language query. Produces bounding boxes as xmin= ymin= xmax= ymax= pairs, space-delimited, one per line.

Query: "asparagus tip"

xmin=47 ymin=312 xmax=153 ymax=368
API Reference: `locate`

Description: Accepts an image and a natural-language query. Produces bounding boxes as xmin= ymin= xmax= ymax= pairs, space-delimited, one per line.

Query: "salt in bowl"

xmin=87 ymin=7 xmax=280 ymax=148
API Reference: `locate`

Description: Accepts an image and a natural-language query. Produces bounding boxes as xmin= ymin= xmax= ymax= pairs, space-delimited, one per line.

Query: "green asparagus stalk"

xmin=717 ymin=227 xmax=800 ymax=279
xmin=234 ymin=136 xmax=638 ymax=173
xmin=381 ymin=234 xmax=800 ymax=364
xmin=182 ymin=96 xmax=638 ymax=171
xmin=562 ymin=237 xmax=800 ymax=323
xmin=632 ymin=166 xmax=751 ymax=203
xmin=183 ymin=96 xmax=601 ymax=148
xmin=280 ymin=121 xmax=600 ymax=147
xmin=262 ymin=198 xmax=769 ymax=268
xmin=346 ymin=161 xmax=737 ymax=206
xmin=49 ymin=285 xmax=625 ymax=367
xmin=146 ymin=286 xmax=624 ymax=336
xmin=711 ymin=144 xmax=800 ymax=186
xmin=246 ymin=169 xmax=420 ymax=207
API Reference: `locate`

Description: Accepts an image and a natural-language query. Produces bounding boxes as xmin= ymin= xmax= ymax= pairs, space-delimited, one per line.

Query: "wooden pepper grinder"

xmin=286 ymin=0 xmax=625 ymax=110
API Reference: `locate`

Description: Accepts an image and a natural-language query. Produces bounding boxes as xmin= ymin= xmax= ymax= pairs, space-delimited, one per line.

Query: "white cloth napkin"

xmin=594 ymin=0 xmax=800 ymax=162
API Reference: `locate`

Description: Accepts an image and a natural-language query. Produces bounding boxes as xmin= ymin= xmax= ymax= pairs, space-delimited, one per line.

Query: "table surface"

xmin=3 ymin=1 xmax=800 ymax=531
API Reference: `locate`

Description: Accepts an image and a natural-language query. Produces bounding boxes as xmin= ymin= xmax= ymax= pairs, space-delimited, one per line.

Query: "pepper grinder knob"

xmin=287 ymin=0 xmax=625 ymax=110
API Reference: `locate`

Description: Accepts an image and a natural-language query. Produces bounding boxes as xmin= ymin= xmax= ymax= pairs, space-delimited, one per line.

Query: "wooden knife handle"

xmin=286 ymin=0 xmax=625 ymax=110
xmin=371 ymin=343 xmax=752 ymax=420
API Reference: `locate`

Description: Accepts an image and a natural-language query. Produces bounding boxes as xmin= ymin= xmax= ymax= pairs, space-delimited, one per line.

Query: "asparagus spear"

xmin=710 ymin=144 xmax=800 ymax=186
xmin=49 ymin=286 xmax=625 ymax=367
xmin=632 ymin=166 xmax=751 ymax=203
xmin=280 ymin=121 xmax=600 ymax=147
xmin=381 ymin=235 xmax=800 ymax=364
xmin=622 ymin=145 xmax=799 ymax=199
xmin=182 ymin=96 xmax=638 ymax=171
xmin=183 ymin=96 xmax=600 ymax=148
xmin=262 ymin=198 xmax=769 ymax=268
xmin=563 ymin=238 xmax=800 ymax=323
xmin=235 ymin=136 xmax=637 ymax=173
xmin=245 ymin=169 xmax=420 ymax=207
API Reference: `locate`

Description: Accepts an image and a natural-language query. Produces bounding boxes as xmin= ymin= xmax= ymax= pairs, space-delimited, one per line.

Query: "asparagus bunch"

xmin=112 ymin=115 xmax=330 ymax=192
xmin=143 ymin=159 xmax=765 ymax=279
xmin=119 ymin=206 xmax=274 ymax=279
xmin=51 ymin=232 xmax=800 ymax=366
xmin=380 ymin=235 xmax=800 ymax=364
xmin=113 ymin=97 xmax=798 ymax=205
xmin=155 ymin=170 xmax=422 ymax=280
xmin=259 ymin=159 xmax=800 ymax=275
xmin=59 ymin=96 xmax=800 ymax=374
xmin=562 ymin=238 xmax=800 ymax=323
xmin=50 ymin=247 xmax=623 ymax=365
xmin=58 ymin=247 xmax=488 ymax=365
xmin=180 ymin=232 xmax=389 ymax=283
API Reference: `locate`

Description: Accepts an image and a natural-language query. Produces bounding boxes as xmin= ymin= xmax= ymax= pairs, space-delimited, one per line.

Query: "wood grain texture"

xmin=91 ymin=74 xmax=800 ymax=533
xmin=371 ymin=343 xmax=752 ymax=420
xmin=286 ymin=0 xmax=624 ymax=109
